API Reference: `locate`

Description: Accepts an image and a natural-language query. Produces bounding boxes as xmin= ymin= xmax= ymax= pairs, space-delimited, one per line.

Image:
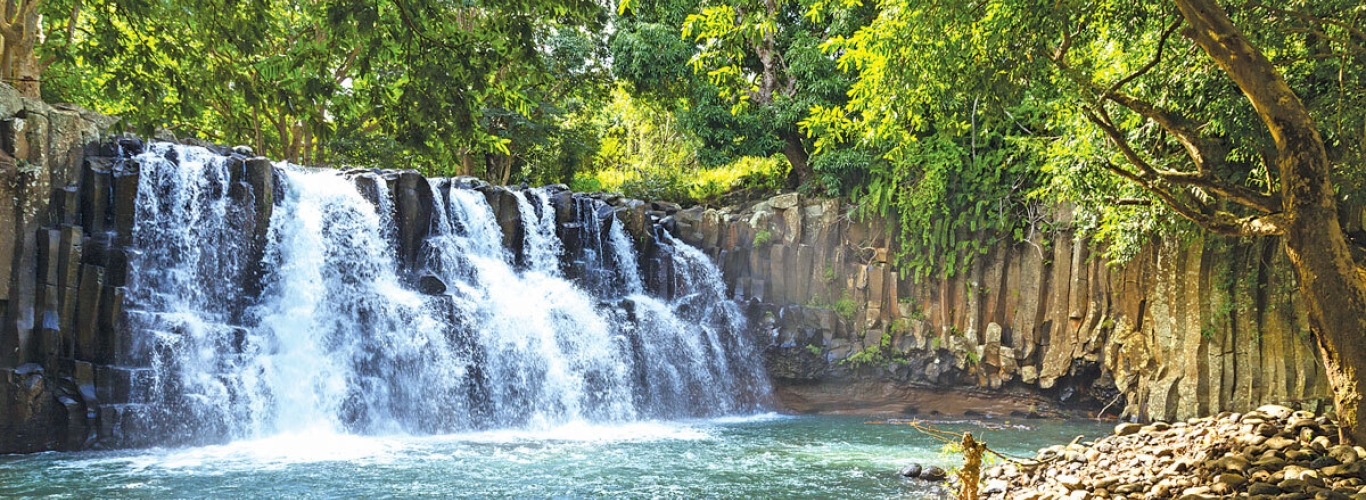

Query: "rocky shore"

xmin=983 ymin=405 xmax=1366 ymax=499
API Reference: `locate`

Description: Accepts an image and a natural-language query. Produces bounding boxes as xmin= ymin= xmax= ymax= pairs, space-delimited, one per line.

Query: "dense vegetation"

xmin=8 ymin=0 xmax=1366 ymax=442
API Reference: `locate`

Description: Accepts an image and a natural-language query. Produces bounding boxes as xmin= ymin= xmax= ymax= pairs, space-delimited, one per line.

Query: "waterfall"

xmin=123 ymin=144 xmax=261 ymax=442
xmin=117 ymin=143 xmax=771 ymax=444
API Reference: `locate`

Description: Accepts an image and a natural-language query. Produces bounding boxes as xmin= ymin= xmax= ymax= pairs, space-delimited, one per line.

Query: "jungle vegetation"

xmin=4 ymin=0 xmax=1366 ymax=442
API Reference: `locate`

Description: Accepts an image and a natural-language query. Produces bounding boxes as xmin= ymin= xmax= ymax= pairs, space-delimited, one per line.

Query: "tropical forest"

xmin=0 ymin=0 xmax=1364 ymax=498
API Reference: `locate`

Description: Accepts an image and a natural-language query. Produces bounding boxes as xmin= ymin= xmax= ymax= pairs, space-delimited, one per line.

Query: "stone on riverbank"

xmin=983 ymin=406 xmax=1366 ymax=500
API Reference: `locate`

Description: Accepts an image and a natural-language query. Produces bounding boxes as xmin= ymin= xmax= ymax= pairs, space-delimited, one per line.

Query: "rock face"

xmin=0 ymin=88 xmax=124 ymax=452
xmin=983 ymin=405 xmax=1364 ymax=500
xmin=1 ymin=124 xmax=760 ymax=452
xmin=0 ymin=97 xmax=286 ymax=452
xmin=676 ymin=192 xmax=1328 ymax=420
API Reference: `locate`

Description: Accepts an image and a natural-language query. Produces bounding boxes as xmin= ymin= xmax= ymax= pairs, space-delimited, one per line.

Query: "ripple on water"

xmin=0 ymin=416 xmax=1111 ymax=499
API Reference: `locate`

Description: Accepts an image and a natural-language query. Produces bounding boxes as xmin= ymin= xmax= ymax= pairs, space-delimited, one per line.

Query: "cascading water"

xmin=122 ymin=144 xmax=262 ymax=442
xmin=117 ymin=143 xmax=770 ymax=444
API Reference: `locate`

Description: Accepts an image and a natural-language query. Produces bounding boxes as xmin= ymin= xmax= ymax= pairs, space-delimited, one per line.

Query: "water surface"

xmin=0 ymin=415 xmax=1110 ymax=499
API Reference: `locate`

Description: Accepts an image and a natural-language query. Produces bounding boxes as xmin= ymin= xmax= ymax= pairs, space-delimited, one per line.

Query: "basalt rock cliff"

xmin=666 ymin=192 xmax=1329 ymax=421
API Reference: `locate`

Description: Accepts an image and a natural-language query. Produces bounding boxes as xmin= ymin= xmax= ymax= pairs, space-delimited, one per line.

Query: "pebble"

xmin=983 ymin=408 xmax=1364 ymax=500
xmin=1115 ymin=422 xmax=1142 ymax=436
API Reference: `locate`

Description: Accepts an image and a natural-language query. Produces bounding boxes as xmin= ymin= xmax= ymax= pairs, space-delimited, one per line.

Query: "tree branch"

xmin=1176 ymin=0 xmax=1337 ymax=211
xmin=1153 ymin=170 xmax=1281 ymax=212
xmin=0 ymin=8 xmax=16 ymax=41
xmin=1246 ymin=2 xmax=1366 ymax=43
xmin=1101 ymin=91 xmax=1212 ymax=173
xmin=1084 ymin=106 xmax=1286 ymax=237
xmin=1106 ymin=18 xmax=1182 ymax=96
xmin=1083 ymin=105 xmax=1159 ymax=179
xmin=1050 ymin=13 xmax=1286 ymax=217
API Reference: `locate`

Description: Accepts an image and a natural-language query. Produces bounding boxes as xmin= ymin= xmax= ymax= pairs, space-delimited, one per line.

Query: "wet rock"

xmin=898 ymin=463 xmax=922 ymax=478
xmin=920 ymin=466 xmax=947 ymax=481
xmin=393 ymin=170 xmax=436 ymax=271
xmin=417 ymin=274 xmax=447 ymax=295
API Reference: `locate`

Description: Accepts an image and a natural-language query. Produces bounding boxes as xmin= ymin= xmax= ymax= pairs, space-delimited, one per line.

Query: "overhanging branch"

xmin=1084 ymin=106 xmax=1287 ymax=237
xmin=1246 ymin=2 xmax=1366 ymax=44
xmin=1106 ymin=18 xmax=1182 ymax=96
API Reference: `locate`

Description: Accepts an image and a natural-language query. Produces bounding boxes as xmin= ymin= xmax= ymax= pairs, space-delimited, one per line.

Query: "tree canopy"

xmin=13 ymin=0 xmax=1361 ymax=271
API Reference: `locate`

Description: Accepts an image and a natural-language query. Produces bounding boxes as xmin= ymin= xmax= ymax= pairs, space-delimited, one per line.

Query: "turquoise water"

xmin=0 ymin=415 xmax=1109 ymax=499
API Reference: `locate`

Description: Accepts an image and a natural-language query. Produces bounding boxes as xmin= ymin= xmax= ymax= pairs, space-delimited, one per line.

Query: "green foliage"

xmin=752 ymin=230 xmax=774 ymax=248
xmin=801 ymin=0 xmax=1366 ymax=273
xmin=831 ymin=295 xmax=859 ymax=322
xmin=799 ymin=0 xmax=1056 ymax=281
xmin=573 ymin=88 xmax=789 ymax=203
xmin=805 ymin=344 xmax=823 ymax=356
xmin=842 ymin=330 xmax=905 ymax=367
xmin=842 ymin=342 xmax=881 ymax=367
xmin=615 ymin=0 xmax=872 ymax=186
xmin=43 ymin=0 xmax=612 ymax=182
xmin=964 ymin=349 xmax=980 ymax=368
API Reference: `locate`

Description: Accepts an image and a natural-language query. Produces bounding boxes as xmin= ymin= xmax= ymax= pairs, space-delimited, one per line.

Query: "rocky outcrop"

xmin=0 ymin=94 xmax=295 ymax=452
xmin=984 ymin=405 xmax=1364 ymax=499
xmin=0 ymin=88 xmax=121 ymax=452
xmin=667 ymin=192 xmax=1329 ymax=421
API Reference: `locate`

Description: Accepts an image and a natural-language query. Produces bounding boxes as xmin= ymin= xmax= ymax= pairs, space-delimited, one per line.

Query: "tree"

xmin=1164 ymin=0 xmax=1366 ymax=444
xmin=1059 ymin=0 xmax=1366 ymax=443
xmin=614 ymin=0 xmax=868 ymax=188
xmin=36 ymin=0 xmax=609 ymax=176
xmin=0 ymin=0 xmax=47 ymax=97
xmin=811 ymin=0 xmax=1366 ymax=441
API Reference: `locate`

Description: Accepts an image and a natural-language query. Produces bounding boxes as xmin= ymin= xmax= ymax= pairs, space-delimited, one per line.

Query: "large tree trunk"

xmin=0 ymin=0 xmax=43 ymax=98
xmin=781 ymin=131 xmax=812 ymax=189
xmin=1176 ymin=0 xmax=1366 ymax=443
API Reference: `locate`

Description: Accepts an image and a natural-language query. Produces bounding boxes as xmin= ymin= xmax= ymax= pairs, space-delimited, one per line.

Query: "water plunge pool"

xmin=1 ymin=415 xmax=1110 ymax=499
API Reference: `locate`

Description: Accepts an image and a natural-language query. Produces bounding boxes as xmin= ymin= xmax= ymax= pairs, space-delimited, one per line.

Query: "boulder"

xmin=417 ymin=274 xmax=447 ymax=295
xmin=898 ymin=463 xmax=922 ymax=478
xmin=919 ymin=466 xmax=947 ymax=481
